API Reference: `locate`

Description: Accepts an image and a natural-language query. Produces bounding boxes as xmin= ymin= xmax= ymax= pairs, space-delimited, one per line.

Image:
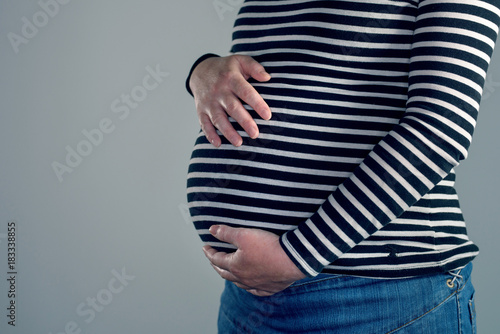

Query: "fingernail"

xmin=209 ymin=225 xmax=219 ymax=236
xmin=211 ymin=139 xmax=218 ymax=147
xmin=233 ymin=138 xmax=243 ymax=147
xmin=249 ymin=127 xmax=258 ymax=139
xmin=263 ymin=110 xmax=272 ymax=121
xmin=260 ymin=71 xmax=271 ymax=80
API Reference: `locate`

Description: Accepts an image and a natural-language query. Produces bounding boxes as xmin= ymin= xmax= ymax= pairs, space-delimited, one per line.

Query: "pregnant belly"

xmin=186 ymin=105 xmax=397 ymax=251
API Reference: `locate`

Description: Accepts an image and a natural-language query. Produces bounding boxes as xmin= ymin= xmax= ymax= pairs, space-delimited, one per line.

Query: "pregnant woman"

xmin=186 ymin=0 xmax=500 ymax=332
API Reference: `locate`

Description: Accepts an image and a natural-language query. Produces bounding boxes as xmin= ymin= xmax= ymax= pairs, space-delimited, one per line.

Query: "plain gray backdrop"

xmin=0 ymin=1 xmax=498 ymax=333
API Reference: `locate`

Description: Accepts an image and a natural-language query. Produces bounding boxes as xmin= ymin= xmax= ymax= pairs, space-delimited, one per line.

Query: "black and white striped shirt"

xmin=187 ymin=0 xmax=500 ymax=278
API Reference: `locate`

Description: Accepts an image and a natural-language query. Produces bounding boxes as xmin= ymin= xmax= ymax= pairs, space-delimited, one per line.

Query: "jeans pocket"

xmin=469 ymin=292 xmax=477 ymax=334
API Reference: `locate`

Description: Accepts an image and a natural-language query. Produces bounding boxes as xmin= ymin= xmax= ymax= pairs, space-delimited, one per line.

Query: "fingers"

xmin=203 ymin=247 xmax=277 ymax=297
xmin=202 ymin=244 xmax=233 ymax=273
xmin=238 ymin=54 xmax=272 ymax=83
xmin=208 ymin=261 xmax=276 ymax=297
xmin=197 ymin=89 xmax=257 ymax=147
xmin=209 ymin=225 xmax=243 ymax=247
xmin=247 ymin=289 xmax=276 ymax=297
xmin=229 ymin=78 xmax=271 ymax=123
xmin=220 ymin=94 xmax=259 ymax=139
xmin=233 ymin=281 xmax=276 ymax=296
xmin=191 ymin=55 xmax=272 ymax=147
xmin=235 ymin=56 xmax=272 ymax=121
xmin=202 ymin=245 xmax=240 ymax=282
xmin=209 ymin=261 xmax=239 ymax=282
xmin=199 ymin=106 xmax=243 ymax=147
xmin=202 ymin=245 xmax=246 ymax=288
xmin=198 ymin=112 xmax=222 ymax=147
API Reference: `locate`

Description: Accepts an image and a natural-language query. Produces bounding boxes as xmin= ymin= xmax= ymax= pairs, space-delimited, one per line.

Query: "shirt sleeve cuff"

xmin=280 ymin=227 xmax=324 ymax=277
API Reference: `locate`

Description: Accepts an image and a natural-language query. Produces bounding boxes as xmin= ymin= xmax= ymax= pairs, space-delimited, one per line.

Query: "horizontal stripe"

xmin=187 ymin=0 xmax=499 ymax=278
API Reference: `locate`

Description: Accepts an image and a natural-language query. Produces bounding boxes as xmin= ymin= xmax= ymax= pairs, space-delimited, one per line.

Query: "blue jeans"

xmin=218 ymin=263 xmax=476 ymax=333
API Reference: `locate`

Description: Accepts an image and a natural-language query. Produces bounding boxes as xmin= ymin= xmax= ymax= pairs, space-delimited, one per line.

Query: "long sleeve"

xmin=280 ymin=0 xmax=500 ymax=277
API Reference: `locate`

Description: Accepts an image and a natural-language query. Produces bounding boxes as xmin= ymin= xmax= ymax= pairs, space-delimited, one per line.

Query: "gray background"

xmin=0 ymin=1 xmax=498 ymax=333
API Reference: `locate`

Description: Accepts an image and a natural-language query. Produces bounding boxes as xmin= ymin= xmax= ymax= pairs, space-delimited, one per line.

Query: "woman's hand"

xmin=202 ymin=225 xmax=307 ymax=296
xmin=189 ymin=55 xmax=272 ymax=147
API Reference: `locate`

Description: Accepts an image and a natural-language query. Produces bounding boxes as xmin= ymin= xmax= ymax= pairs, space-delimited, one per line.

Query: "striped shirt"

xmin=186 ymin=0 xmax=500 ymax=278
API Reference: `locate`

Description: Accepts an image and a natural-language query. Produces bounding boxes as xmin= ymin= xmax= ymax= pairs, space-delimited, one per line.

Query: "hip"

xmin=218 ymin=262 xmax=476 ymax=333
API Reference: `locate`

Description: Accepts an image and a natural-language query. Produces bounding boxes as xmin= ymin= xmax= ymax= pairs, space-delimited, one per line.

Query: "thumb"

xmin=238 ymin=56 xmax=271 ymax=82
xmin=210 ymin=225 xmax=241 ymax=247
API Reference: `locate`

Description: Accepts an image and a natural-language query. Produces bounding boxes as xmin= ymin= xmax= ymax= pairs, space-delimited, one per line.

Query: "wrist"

xmin=185 ymin=53 xmax=220 ymax=96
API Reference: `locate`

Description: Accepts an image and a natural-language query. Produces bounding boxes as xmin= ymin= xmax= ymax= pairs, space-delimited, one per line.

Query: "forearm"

xmin=281 ymin=0 xmax=500 ymax=277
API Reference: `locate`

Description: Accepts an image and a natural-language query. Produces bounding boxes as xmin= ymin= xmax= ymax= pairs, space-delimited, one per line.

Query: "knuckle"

xmin=230 ymin=266 xmax=243 ymax=278
xmin=237 ymin=228 xmax=250 ymax=239
xmin=238 ymin=87 xmax=254 ymax=102
xmin=220 ymin=271 xmax=231 ymax=280
xmin=219 ymin=70 xmax=238 ymax=86
xmin=234 ymin=54 xmax=253 ymax=66
xmin=229 ymin=54 xmax=244 ymax=64
xmin=225 ymin=101 xmax=241 ymax=114
xmin=200 ymin=123 xmax=212 ymax=136
xmin=210 ymin=112 xmax=227 ymax=127
xmin=239 ymin=117 xmax=254 ymax=131
xmin=199 ymin=117 xmax=213 ymax=131
xmin=254 ymin=100 xmax=267 ymax=112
